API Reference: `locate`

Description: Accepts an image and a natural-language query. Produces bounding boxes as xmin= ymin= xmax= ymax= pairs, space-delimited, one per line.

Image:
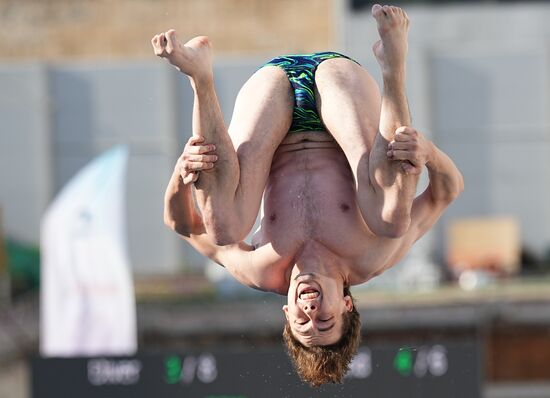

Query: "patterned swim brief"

xmin=262 ymin=52 xmax=360 ymax=133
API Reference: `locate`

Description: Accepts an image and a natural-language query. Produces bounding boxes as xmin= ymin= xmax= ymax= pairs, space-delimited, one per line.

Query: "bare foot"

xmin=371 ymin=4 xmax=409 ymax=79
xmin=151 ymin=30 xmax=213 ymax=84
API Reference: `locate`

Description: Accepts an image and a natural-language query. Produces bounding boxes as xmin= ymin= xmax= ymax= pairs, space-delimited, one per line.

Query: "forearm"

xmin=425 ymin=143 xmax=464 ymax=203
xmin=163 ymin=167 xmax=204 ymax=236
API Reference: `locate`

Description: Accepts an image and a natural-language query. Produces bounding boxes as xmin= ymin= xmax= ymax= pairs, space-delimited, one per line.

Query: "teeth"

xmin=300 ymin=291 xmax=319 ymax=300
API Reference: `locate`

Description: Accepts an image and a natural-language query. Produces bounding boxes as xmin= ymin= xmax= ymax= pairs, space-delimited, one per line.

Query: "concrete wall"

xmin=0 ymin=65 xmax=52 ymax=244
xmin=0 ymin=59 xmax=262 ymax=275
xmin=342 ymin=1 xmax=550 ymax=257
xmin=0 ymin=0 xmax=333 ymax=60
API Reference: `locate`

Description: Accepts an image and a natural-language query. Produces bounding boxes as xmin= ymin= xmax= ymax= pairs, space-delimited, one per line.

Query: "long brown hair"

xmin=282 ymin=287 xmax=361 ymax=387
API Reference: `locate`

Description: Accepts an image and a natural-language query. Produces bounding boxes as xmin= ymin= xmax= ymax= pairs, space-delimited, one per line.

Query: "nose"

xmin=302 ymin=302 xmax=317 ymax=313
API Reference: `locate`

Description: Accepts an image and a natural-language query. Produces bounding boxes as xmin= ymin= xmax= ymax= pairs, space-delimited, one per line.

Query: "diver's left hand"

xmin=386 ymin=126 xmax=433 ymax=175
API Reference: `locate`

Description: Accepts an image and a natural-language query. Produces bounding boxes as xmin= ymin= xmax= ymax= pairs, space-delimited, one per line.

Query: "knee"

xmin=372 ymin=217 xmax=411 ymax=239
xmin=204 ymin=221 xmax=241 ymax=246
xmin=203 ymin=213 xmax=251 ymax=246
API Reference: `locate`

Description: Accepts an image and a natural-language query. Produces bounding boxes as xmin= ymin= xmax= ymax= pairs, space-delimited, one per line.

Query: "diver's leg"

xmin=315 ymin=4 xmax=418 ymax=238
xmin=152 ymin=31 xmax=292 ymax=243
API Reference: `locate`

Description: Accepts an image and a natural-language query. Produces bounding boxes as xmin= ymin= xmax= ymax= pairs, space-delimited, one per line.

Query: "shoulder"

xmin=185 ymin=232 xmax=291 ymax=293
xmin=223 ymin=243 xmax=292 ymax=293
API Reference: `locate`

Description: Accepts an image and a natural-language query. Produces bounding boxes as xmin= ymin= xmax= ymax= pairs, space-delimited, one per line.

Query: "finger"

xmin=188 ymin=135 xmax=205 ymax=146
xmin=159 ymin=33 xmax=167 ymax=47
xmin=186 ymin=154 xmax=218 ymax=163
xmin=184 ymin=161 xmax=214 ymax=171
xmin=395 ymin=126 xmax=418 ymax=136
xmin=388 ymin=141 xmax=413 ymax=151
xmin=154 ymin=33 xmax=167 ymax=56
xmin=388 ymin=149 xmax=413 ymax=160
xmin=186 ymin=144 xmax=216 ymax=155
xmin=394 ymin=130 xmax=416 ymax=142
xmin=152 ymin=35 xmax=164 ymax=55
xmin=183 ymin=172 xmax=196 ymax=185
xmin=393 ymin=132 xmax=408 ymax=142
xmin=197 ymin=144 xmax=216 ymax=154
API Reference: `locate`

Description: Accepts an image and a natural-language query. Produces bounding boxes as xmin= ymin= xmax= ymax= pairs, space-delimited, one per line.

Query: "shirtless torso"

xmin=253 ymin=131 xmax=407 ymax=294
xmin=156 ymin=2 xmax=465 ymax=289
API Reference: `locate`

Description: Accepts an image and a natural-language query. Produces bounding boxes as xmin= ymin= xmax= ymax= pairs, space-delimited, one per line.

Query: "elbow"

xmin=379 ymin=222 xmax=410 ymax=239
xmin=439 ymin=175 xmax=465 ymax=205
xmin=164 ymin=215 xmax=192 ymax=237
xmin=163 ymin=214 xmax=176 ymax=231
xmin=449 ymin=179 xmax=464 ymax=203
xmin=457 ymin=174 xmax=465 ymax=196
xmin=452 ymin=171 xmax=465 ymax=200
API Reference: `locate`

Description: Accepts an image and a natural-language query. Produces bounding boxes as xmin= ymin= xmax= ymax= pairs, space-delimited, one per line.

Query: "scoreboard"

xmin=32 ymin=340 xmax=481 ymax=398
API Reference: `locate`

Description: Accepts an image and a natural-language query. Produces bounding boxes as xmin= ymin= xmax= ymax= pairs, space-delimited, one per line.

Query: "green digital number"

xmin=394 ymin=347 xmax=413 ymax=376
xmin=165 ymin=355 xmax=182 ymax=384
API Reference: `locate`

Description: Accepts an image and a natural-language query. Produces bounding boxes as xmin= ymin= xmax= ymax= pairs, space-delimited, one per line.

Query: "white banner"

xmin=40 ymin=146 xmax=136 ymax=356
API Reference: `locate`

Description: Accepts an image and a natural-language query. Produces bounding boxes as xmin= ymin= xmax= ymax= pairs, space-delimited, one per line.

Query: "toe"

xmin=166 ymin=29 xmax=178 ymax=44
xmin=371 ymin=3 xmax=384 ymax=17
xmin=159 ymin=33 xmax=166 ymax=46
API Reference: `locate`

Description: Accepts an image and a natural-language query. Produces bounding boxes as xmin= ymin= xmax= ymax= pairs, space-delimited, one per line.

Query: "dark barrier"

xmin=32 ymin=339 xmax=481 ymax=398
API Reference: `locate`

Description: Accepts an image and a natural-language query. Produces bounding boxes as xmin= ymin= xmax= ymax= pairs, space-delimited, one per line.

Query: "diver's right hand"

xmin=177 ymin=136 xmax=217 ymax=185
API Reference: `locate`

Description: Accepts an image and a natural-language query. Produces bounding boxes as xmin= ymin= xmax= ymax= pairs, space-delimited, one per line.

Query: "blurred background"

xmin=1 ymin=0 xmax=550 ymax=397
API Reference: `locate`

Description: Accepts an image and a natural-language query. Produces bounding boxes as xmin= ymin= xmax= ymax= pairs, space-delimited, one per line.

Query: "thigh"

xmin=315 ymin=58 xmax=381 ymax=165
xmin=228 ymin=65 xmax=293 ymax=205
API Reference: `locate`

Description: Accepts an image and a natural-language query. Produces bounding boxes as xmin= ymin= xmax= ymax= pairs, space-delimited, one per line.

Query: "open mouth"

xmin=298 ymin=285 xmax=320 ymax=300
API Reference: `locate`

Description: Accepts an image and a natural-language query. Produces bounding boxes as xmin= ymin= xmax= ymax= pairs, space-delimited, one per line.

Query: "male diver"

xmin=154 ymin=4 xmax=463 ymax=386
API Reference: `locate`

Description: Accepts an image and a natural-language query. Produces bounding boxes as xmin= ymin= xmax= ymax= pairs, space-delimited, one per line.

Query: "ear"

xmin=282 ymin=304 xmax=289 ymax=320
xmin=344 ymin=295 xmax=353 ymax=312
